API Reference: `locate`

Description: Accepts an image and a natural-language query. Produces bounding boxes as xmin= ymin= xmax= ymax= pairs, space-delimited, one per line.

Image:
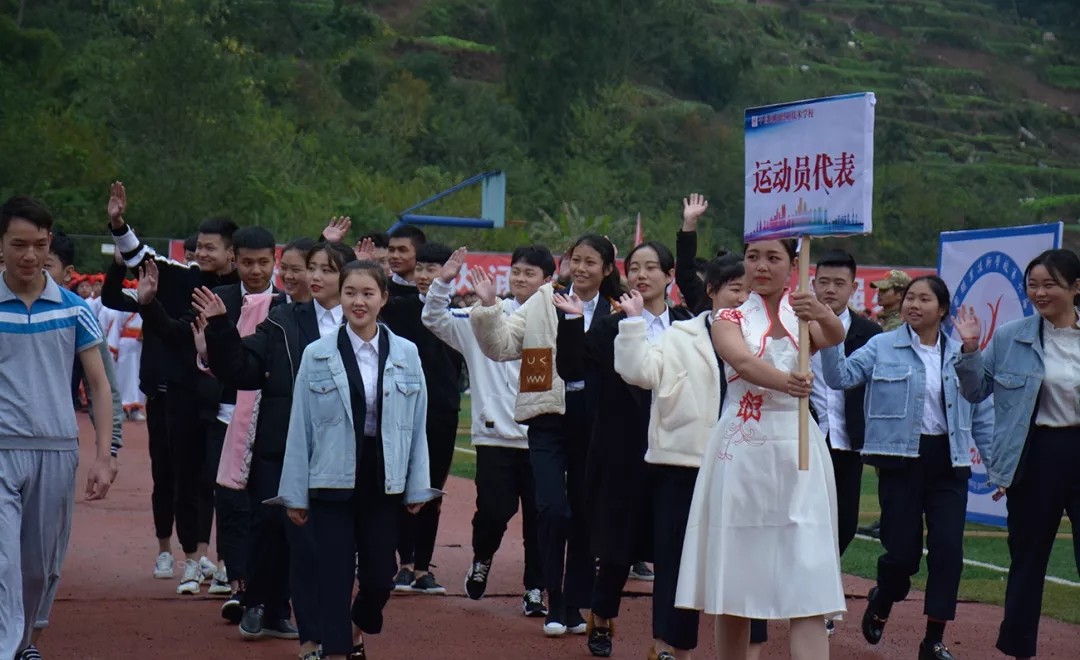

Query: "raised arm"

xmin=675 ymin=194 xmax=708 ymax=313
xmin=470 ymin=267 xmax=529 ymax=362
xmin=101 ymin=258 xmax=139 ymax=313
xmin=952 ymin=305 xmax=995 ymax=403
xmin=421 ymin=248 xmax=471 ymax=353
xmin=107 ymin=181 xmax=195 ymax=299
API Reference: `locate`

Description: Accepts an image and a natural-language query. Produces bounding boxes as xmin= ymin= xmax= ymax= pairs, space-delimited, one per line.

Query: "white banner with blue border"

xmin=938 ymin=222 xmax=1063 ymax=527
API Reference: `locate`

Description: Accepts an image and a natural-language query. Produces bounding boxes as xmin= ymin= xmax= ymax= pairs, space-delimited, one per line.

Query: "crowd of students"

xmin=0 ymin=184 xmax=1078 ymax=660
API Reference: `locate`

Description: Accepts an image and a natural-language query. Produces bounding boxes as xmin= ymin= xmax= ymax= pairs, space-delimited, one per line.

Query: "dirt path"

xmin=37 ymin=417 xmax=1080 ymax=658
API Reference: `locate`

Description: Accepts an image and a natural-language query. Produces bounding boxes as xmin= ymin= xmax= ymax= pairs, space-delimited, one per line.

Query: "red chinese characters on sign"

xmin=753 ymin=152 xmax=858 ymax=195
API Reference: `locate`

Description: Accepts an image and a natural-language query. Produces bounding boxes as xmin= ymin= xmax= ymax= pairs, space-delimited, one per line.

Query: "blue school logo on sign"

xmin=950 ymin=250 xmax=1032 ymax=497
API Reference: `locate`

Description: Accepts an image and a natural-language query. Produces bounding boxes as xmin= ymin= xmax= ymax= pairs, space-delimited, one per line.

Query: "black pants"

xmin=310 ymin=492 xmax=401 ymax=655
xmin=166 ymin=388 xmax=214 ymax=555
xmin=472 ymin=445 xmax=543 ymax=590
xmin=205 ymin=421 xmax=251 ymax=581
xmin=875 ymin=435 xmax=967 ymax=620
xmin=243 ymin=457 xmax=294 ymax=625
xmin=71 ymin=358 xmax=85 ymax=409
xmin=526 ymin=390 xmax=593 ymax=614
xmin=830 ymin=446 xmax=864 ymax=556
xmin=651 ymin=465 xmax=699 ymax=650
xmin=592 ymin=560 xmax=630 ymax=620
xmin=997 ymin=426 xmax=1080 ymax=658
xmin=397 ymin=408 xmax=457 ymax=572
xmin=146 ymin=391 xmax=175 ymax=541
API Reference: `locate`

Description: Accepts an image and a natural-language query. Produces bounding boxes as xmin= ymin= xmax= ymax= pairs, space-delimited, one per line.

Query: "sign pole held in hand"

xmin=743 ymin=92 xmax=876 ymax=470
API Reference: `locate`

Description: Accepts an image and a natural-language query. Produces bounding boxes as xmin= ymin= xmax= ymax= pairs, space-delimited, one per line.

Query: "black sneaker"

xmin=239 ymin=604 xmax=265 ymax=640
xmin=263 ymin=617 xmax=299 ymax=640
xmin=347 ymin=641 xmax=367 ymax=660
xmin=566 ymin=608 xmax=588 ymax=635
xmin=523 ymin=588 xmax=548 ymax=617
xmin=411 ymin=571 xmax=447 ymax=595
xmin=465 ymin=559 xmax=492 ymax=600
xmin=393 ymin=567 xmax=415 ymax=592
xmin=629 ymin=561 xmax=655 ymax=581
xmin=221 ymin=590 xmax=244 ymax=624
xmin=858 ymin=519 xmax=882 ymax=539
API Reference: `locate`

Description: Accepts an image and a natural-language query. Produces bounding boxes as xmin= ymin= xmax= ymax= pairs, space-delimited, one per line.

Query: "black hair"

xmin=1025 ymin=249 xmax=1080 ymax=306
xmin=340 ymin=260 xmax=389 ymax=294
xmin=694 ymin=257 xmax=710 ymax=276
xmin=511 ymin=245 xmax=556 ymax=278
xmin=1 ymin=195 xmax=53 ymax=235
xmin=901 ymin=275 xmax=951 ymax=316
xmin=49 ymin=229 xmax=76 ymax=267
xmin=197 ymin=217 xmax=239 ymax=246
xmin=815 ymin=249 xmax=857 ymax=280
xmin=624 ymin=240 xmax=675 ymax=274
xmin=570 ymin=233 xmax=625 ymax=300
xmin=306 ymin=241 xmax=357 ymax=273
xmin=358 ymin=231 xmax=390 ymax=249
xmin=282 ymin=236 xmax=316 ymax=256
xmin=704 ymin=253 xmax=745 ymax=297
xmin=416 ymin=242 xmax=453 ymax=266
xmin=232 ymin=226 xmax=276 ymax=254
xmin=743 ymin=238 xmax=797 ymax=262
xmin=183 ymin=234 xmax=198 ymax=253
xmin=388 ymin=224 xmax=427 ymax=248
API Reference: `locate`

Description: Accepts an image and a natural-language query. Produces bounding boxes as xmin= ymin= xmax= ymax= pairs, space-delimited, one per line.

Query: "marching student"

xmin=205 ymin=241 xmax=356 ymax=658
xmin=810 ymin=250 xmax=883 ymax=557
xmin=279 ymin=237 xmax=316 ymax=304
xmin=822 ymin=275 xmax=994 ymax=660
xmin=421 ymin=246 xmax=552 ymax=615
xmin=377 ymin=241 xmax=464 ymax=594
xmin=554 ymin=241 xmax=692 ymax=658
xmin=387 ymin=225 xmax=427 ymax=297
xmin=676 ymin=239 xmax=847 ymax=660
xmin=0 ymin=196 xmax=118 ymax=660
xmin=472 ymin=233 xmax=625 ymax=637
xmin=107 ymin=182 xmax=240 ymax=593
xmin=614 ymin=253 xmax=746 ymax=660
xmin=272 ymin=260 xmax=441 ymax=660
xmin=954 ymin=249 xmax=1080 ymax=660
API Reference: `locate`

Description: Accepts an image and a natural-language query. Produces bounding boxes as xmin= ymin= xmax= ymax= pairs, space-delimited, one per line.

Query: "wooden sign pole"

xmin=797 ymin=236 xmax=811 ymax=471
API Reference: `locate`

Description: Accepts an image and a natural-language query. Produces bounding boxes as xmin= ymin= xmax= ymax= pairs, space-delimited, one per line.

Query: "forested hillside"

xmin=3 ymin=0 xmax=1079 ymax=270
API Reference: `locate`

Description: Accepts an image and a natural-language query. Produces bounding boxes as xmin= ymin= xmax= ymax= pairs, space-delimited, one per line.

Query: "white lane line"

xmin=854 ymin=534 xmax=1080 ymax=588
xmin=454 ymin=446 xmax=476 ymax=456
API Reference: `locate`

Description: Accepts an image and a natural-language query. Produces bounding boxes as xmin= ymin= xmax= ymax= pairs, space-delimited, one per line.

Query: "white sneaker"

xmin=198 ymin=556 xmax=217 ymax=584
xmin=153 ymin=551 xmax=175 ymax=579
xmin=177 ymin=559 xmax=200 ymax=594
xmin=208 ymin=565 xmax=231 ymax=596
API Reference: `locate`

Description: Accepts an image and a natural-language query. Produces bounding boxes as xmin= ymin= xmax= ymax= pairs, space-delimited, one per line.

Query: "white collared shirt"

xmin=1036 ymin=318 xmax=1080 ymax=427
xmin=811 ymin=308 xmax=854 ymax=449
xmin=391 ymin=273 xmax=416 ymax=288
xmin=564 ymin=286 xmax=600 ymax=392
xmin=910 ymin=326 xmax=948 ymax=435
xmin=346 ymin=324 xmax=381 ymax=436
xmin=641 ymin=307 xmax=671 ymax=344
xmin=315 ymin=299 xmax=343 ymax=339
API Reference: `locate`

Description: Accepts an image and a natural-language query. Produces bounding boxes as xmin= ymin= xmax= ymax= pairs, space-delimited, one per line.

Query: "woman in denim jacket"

xmin=954 ymin=249 xmax=1080 ymax=660
xmin=821 ymin=275 xmax=993 ymax=660
xmin=270 ymin=261 xmax=441 ymax=660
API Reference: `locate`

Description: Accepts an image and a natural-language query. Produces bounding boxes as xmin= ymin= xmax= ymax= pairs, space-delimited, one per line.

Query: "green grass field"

xmin=448 ymin=395 xmax=1080 ymax=622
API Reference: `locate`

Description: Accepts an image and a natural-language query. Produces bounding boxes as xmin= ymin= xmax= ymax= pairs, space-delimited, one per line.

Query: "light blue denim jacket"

xmin=821 ymin=324 xmax=994 ymax=467
xmin=954 ymin=314 xmax=1076 ymax=488
xmin=269 ymin=324 xmax=442 ymax=510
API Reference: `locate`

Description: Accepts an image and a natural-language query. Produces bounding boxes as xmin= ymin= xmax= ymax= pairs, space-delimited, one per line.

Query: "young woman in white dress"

xmin=675 ymin=238 xmax=847 ymax=660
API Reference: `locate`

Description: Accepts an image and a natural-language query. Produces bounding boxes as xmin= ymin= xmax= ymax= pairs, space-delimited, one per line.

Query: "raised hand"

xmin=468 ymin=267 xmax=497 ymax=307
xmin=952 ymin=305 xmax=982 ymax=352
xmin=682 ymin=193 xmax=709 ymax=230
xmin=553 ymin=292 xmax=585 ymax=316
xmin=785 ymin=370 xmax=814 ymax=398
xmin=191 ymin=314 xmax=209 ymax=359
xmin=137 ymin=260 xmax=159 ymax=305
xmin=790 ymin=290 xmax=830 ymax=323
xmin=354 ymin=237 xmax=375 ymax=262
xmin=439 ymin=247 xmax=468 ymax=284
xmin=322 ymin=216 xmax=351 ymax=243
xmin=192 ymin=287 xmax=227 ymax=318
xmin=619 ymin=290 xmax=645 ymax=317
xmin=107 ymin=181 xmax=127 ymax=229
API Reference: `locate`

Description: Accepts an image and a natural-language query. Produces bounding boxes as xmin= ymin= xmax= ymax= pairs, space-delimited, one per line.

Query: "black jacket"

xmin=102 ymin=260 xmax=165 ymax=396
xmin=839 ymin=314 xmax=882 ymax=451
xmin=380 ymin=293 xmax=464 ymax=414
xmin=204 ymin=300 xmax=321 ymax=461
xmin=675 ymin=230 xmax=708 ymax=314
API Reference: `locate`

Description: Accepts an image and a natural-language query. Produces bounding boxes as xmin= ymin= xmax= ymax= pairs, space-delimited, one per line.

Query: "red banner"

xmin=168 ymin=240 xmax=932 ymax=311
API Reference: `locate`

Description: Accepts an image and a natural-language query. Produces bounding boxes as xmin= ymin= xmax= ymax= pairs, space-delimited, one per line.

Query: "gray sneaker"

xmin=411 ymin=572 xmax=447 ymax=595
xmin=393 ymin=567 xmax=415 ymax=592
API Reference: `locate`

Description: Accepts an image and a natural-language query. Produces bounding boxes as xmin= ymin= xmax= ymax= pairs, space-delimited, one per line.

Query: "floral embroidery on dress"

xmin=718 ymin=390 xmax=769 ymax=460
xmin=715 ymin=308 xmax=744 ymax=324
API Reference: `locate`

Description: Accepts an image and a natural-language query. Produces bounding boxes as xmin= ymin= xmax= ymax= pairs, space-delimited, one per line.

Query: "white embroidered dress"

xmin=675 ymin=291 xmax=846 ymax=619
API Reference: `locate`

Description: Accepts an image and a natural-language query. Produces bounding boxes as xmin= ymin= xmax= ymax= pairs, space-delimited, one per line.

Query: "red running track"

xmin=35 ymin=416 xmax=1080 ymax=658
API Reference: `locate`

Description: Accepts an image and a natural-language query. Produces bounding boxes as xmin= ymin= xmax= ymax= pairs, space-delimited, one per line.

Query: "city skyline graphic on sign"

xmin=745 ymin=197 xmax=865 ymax=241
